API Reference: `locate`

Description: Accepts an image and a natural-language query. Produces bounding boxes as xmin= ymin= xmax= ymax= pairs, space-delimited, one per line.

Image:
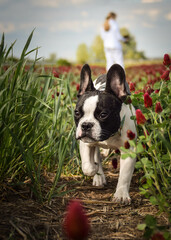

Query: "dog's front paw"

xmin=82 ymin=162 xmax=99 ymax=177
xmin=113 ymin=189 xmax=131 ymax=205
xmin=93 ymin=173 xmax=107 ymax=187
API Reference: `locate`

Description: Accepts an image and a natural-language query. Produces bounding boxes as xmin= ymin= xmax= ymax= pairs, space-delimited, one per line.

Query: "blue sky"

xmin=0 ymin=0 xmax=171 ymax=61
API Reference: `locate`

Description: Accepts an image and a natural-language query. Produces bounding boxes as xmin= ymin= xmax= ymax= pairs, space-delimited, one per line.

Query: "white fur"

xmin=93 ymin=79 xmax=105 ymax=91
xmin=79 ymin=103 xmax=137 ymax=204
xmin=76 ymin=95 xmax=101 ymax=142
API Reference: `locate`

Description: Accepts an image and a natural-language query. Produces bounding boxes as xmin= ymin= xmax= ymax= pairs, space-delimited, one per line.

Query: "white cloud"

xmin=19 ymin=22 xmax=44 ymax=30
xmin=31 ymin=0 xmax=90 ymax=8
xmin=81 ymin=11 xmax=88 ymax=17
xmin=132 ymin=8 xmax=160 ymax=20
xmin=0 ymin=22 xmax=15 ymax=33
xmin=142 ymin=0 xmax=162 ymax=3
xmin=31 ymin=0 xmax=60 ymax=8
xmin=165 ymin=12 xmax=171 ymax=20
xmin=0 ymin=20 xmax=45 ymax=34
xmin=132 ymin=9 xmax=145 ymax=15
xmin=148 ymin=9 xmax=160 ymax=19
xmin=49 ymin=21 xmax=76 ymax=32
xmin=142 ymin=22 xmax=155 ymax=28
xmin=54 ymin=21 xmax=81 ymax=32
xmin=71 ymin=0 xmax=90 ymax=4
xmin=49 ymin=19 xmax=98 ymax=33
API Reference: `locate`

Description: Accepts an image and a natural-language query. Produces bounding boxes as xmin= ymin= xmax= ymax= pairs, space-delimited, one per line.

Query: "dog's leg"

xmin=93 ymin=147 xmax=107 ymax=187
xmin=113 ymin=151 xmax=136 ymax=204
xmin=79 ymin=141 xmax=99 ymax=176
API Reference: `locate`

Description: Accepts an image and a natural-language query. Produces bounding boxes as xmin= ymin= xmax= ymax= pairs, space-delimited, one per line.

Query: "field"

xmin=0 ymin=32 xmax=171 ymax=239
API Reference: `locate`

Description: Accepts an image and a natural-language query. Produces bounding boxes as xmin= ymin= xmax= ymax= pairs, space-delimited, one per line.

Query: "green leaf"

xmin=130 ymin=152 xmax=136 ymax=159
xmin=130 ymin=115 xmax=136 ymax=121
xmin=121 ymin=153 xmax=130 ymax=159
xmin=143 ymin=228 xmax=154 ymax=239
xmin=121 ymin=152 xmax=136 ymax=159
xmin=129 ymin=140 xmax=136 ymax=147
xmin=157 ymin=132 xmax=171 ymax=154
xmin=142 ymin=183 xmax=149 ymax=189
xmin=136 ymin=142 xmax=144 ymax=153
xmin=153 ymin=82 xmax=161 ymax=90
xmin=150 ymin=196 xmax=158 ymax=205
xmin=135 ymin=161 xmax=142 ymax=169
xmin=12 ymin=30 xmax=35 ymax=93
xmin=120 ymin=114 xmax=126 ymax=129
xmin=145 ymin=215 xmax=157 ymax=228
xmin=0 ymin=33 xmax=5 ymax=64
xmin=141 ymin=158 xmax=152 ymax=168
xmin=139 ymin=187 xmax=148 ymax=195
xmin=120 ymin=146 xmax=129 ymax=152
xmin=137 ymin=223 xmax=146 ymax=231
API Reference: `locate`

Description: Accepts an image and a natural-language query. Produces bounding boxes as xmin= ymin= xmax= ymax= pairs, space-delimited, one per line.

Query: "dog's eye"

xmin=74 ymin=110 xmax=80 ymax=118
xmin=99 ymin=111 xmax=109 ymax=119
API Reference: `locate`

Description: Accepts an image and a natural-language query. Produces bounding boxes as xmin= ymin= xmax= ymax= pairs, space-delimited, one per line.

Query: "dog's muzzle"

xmin=81 ymin=122 xmax=94 ymax=132
xmin=76 ymin=122 xmax=97 ymax=142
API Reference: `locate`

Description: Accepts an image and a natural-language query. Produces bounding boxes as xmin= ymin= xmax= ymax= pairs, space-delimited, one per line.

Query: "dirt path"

xmin=0 ymin=163 xmax=168 ymax=240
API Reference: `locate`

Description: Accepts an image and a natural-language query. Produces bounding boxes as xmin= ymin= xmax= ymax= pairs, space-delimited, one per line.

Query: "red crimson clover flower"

xmin=124 ymin=141 xmax=130 ymax=149
xmin=127 ymin=130 xmax=136 ymax=140
xmin=136 ymin=109 xmax=147 ymax=125
xmin=155 ymin=102 xmax=163 ymax=113
xmin=63 ymin=200 xmax=90 ymax=240
xmin=115 ymin=149 xmax=120 ymax=155
xmin=161 ymin=70 xmax=170 ymax=80
xmin=144 ymin=92 xmax=152 ymax=108
xmin=112 ymin=158 xmax=117 ymax=169
xmin=151 ymin=232 xmax=165 ymax=240
xmin=53 ymin=70 xmax=60 ymax=78
xmin=155 ymin=89 xmax=159 ymax=94
xmin=163 ymin=53 xmax=171 ymax=66
xmin=76 ymin=84 xmax=80 ymax=91
xmin=129 ymin=82 xmax=135 ymax=91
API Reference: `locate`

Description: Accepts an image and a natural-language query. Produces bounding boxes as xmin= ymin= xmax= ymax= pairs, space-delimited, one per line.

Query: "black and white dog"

xmin=74 ymin=64 xmax=137 ymax=204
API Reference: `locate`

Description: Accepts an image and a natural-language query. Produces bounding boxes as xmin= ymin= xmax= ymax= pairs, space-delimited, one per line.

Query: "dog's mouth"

xmin=76 ymin=133 xmax=98 ymax=143
xmin=76 ymin=129 xmax=120 ymax=143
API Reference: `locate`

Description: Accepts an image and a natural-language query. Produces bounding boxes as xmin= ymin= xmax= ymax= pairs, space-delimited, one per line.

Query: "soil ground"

xmin=0 ymin=161 xmax=169 ymax=240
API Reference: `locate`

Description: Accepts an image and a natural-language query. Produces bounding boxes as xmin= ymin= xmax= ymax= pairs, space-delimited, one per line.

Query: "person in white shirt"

xmin=101 ymin=12 xmax=128 ymax=71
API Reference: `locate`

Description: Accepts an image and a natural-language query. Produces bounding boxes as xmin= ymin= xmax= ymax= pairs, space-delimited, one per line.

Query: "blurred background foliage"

xmin=44 ymin=28 xmax=147 ymax=66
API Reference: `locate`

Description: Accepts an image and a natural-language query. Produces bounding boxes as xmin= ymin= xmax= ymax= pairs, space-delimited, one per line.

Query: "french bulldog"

xmin=74 ymin=63 xmax=137 ymax=204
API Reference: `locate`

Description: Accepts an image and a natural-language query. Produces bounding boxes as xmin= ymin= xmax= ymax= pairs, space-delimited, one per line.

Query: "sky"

xmin=0 ymin=0 xmax=171 ymax=61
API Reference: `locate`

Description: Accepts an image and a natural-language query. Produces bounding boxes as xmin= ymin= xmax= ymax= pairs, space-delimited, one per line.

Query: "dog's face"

xmin=75 ymin=91 xmax=122 ymax=143
xmin=74 ymin=64 xmax=129 ymax=143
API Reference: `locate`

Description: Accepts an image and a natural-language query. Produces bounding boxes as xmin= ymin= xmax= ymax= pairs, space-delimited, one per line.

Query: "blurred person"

xmin=101 ymin=12 xmax=129 ymax=70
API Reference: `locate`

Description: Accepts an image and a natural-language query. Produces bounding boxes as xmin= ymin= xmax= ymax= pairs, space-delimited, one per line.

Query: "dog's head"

xmin=74 ymin=64 xmax=130 ymax=143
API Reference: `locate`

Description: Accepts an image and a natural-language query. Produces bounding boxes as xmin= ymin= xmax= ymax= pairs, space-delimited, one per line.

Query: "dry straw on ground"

xmin=0 ymin=162 xmax=169 ymax=240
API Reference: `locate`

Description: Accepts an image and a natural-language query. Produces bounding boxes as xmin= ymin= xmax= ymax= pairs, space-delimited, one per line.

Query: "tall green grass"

xmin=0 ymin=31 xmax=78 ymax=202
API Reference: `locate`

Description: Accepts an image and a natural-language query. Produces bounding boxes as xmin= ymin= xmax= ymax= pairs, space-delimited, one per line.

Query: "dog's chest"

xmin=97 ymin=133 xmax=123 ymax=149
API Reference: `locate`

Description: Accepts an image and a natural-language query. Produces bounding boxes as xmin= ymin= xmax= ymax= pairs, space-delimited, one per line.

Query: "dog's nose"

xmin=81 ymin=122 xmax=94 ymax=131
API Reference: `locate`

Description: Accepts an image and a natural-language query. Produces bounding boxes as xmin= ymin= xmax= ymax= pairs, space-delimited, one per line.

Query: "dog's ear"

xmin=105 ymin=64 xmax=131 ymax=101
xmin=78 ymin=64 xmax=95 ymax=97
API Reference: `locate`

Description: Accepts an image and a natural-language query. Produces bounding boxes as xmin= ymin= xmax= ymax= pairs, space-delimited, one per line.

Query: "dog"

xmin=74 ymin=63 xmax=137 ymax=204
